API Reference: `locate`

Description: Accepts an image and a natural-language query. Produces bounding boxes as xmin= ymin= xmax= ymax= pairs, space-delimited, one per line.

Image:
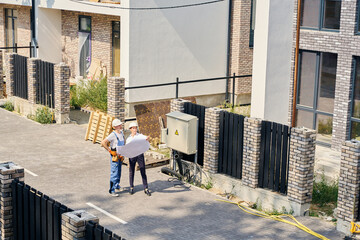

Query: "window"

xmin=296 ymin=51 xmax=337 ymax=145
xmin=249 ymin=0 xmax=256 ymax=48
xmin=300 ymin=0 xmax=341 ymax=30
xmin=350 ymin=57 xmax=360 ymax=140
xmin=78 ymin=16 xmax=91 ymax=77
xmin=112 ymin=21 xmax=120 ymax=76
xmin=5 ymin=8 xmax=18 ymax=52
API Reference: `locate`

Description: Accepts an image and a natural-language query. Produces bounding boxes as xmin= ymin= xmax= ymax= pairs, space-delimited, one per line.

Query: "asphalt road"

xmin=0 ymin=108 xmax=345 ymax=240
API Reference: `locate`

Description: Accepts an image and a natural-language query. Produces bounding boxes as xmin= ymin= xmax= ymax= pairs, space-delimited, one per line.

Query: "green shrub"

xmin=70 ymin=76 xmax=107 ymax=112
xmin=1 ymin=101 xmax=14 ymax=112
xmin=318 ymin=118 xmax=333 ymax=135
xmin=312 ymin=174 xmax=338 ymax=207
xmin=34 ymin=107 xmax=53 ymax=124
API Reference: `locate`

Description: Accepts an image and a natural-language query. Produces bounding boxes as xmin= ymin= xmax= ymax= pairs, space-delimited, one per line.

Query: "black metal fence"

xmin=36 ymin=60 xmax=55 ymax=107
xmin=85 ymin=221 xmax=124 ymax=240
xmin=13 ymin=54 xmax=28 ymax=99
xmin=218 ymin=111 xmax=245 ymax=179
xmin=258 ymin=121 xmax=291 ymax=194
xmin=183 ymin=102 xmax=206 ymax=166
xmin=11 ymin=179 xmax=73 ymax=240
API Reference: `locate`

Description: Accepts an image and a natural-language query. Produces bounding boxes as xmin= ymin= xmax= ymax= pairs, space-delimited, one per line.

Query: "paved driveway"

xmin=0 ymin=108 xmax=345 ymax=240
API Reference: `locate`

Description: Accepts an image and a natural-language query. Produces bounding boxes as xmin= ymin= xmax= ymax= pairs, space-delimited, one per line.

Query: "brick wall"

xmin=27 ymin=58 xmax=39 ymax=104
xmin=289 ymin=0 xmax=359 ymax=150
xmin=107 ymin=77 xmax=125 ymax=122
xmin=62 ymin=210 xmax=98 ymax=239
xmin=229 ymin=0 xmax=253 ymax=95
xmin=0 ymin=50 xmax=3 ymax=98
xmin=4 ymin=52 xmax=15 ymax=97
xmin=0 ymin=5 xmax=31 ymax=57
xmin=54 ymin=63 xmax=71 ymax=123
xmin=61 ymin=10 xmax=120 ymax=78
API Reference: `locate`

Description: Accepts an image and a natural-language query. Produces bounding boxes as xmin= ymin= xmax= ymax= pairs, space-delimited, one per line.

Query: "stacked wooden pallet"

xmin=85 ymin=111 xmax=114 ymax=143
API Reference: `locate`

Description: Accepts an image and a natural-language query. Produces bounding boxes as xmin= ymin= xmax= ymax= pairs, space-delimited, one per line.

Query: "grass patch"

xmin=1 ymin=101 xmax=14 ymax=112
xmin=217 ymin=102 xmax=251 ymax=117
xmin=70 ymin=76 xmax=107 ymax=112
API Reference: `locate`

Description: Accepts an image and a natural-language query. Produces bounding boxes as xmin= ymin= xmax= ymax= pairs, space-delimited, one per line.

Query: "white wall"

xmin=37 ymin=8 xmax=61 ymax=63
xmin=127 ymin=0 xmax=229 ymax=103
xmin=251 ymin=0 xmax=294 ymax=124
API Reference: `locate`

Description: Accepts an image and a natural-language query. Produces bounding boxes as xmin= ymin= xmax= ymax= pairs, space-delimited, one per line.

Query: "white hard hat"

xmin=129 ymin=122 xmax=138 ymax=129
xmin=112 ymin=119 xmax=123 ymax=127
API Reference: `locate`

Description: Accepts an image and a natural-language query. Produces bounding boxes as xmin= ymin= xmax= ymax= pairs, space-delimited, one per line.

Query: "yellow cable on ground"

xmin=351 ymin=221 xmax=360 ymax=234
xmin=216 ymin=199 xmax=330 ymax=240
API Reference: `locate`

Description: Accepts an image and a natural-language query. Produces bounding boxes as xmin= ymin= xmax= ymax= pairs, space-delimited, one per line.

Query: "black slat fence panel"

xmin=13 ymin=54 xmax=28 ymax=99
xmin=258 ymin=121 xmax=291 ymax=194
xmin=36 ymin=60 xmax=55 ymax=107
xmin=183 ymin=102 xmax=206 ymax=166
xmin=217 ymin=111 xmax=244 ymax=180
xmin=11 ymin=180 xmax=73 ymax=240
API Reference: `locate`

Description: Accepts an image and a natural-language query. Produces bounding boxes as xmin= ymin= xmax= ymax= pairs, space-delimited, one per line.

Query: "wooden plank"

xmin=102 ymin=117 xmax=111 ymax=140
xmin=269 ymin=122 xmax=277 ymax=190
xmin=258 ymin=121 xmax=266 ymax=188
xmin=92 ymin=113 xmax=102 ymax=143
xmin=218 ymin=111 xmax=225 ymax=173
xmin=237 ymin=115 xmax=244 ymax=179
xmin=232 ymin=114 xmax=239 ymax=178
xmin=85 ymin=111 xmax=94 ymax=140
xmin=280 ymin=126 xmax=290 ymax=194
xmin=274 ymin=124 xmax=282 ymax=192
xmin=263 ymin=121 xmax=271 ymax=188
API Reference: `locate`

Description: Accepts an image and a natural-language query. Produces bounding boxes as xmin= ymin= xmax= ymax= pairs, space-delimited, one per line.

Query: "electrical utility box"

xmin=166 ymin=111 xmax=198 ymax=155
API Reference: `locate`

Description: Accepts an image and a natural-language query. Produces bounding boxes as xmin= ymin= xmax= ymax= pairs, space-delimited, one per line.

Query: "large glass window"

xmin=78 ymin=16 xmax=91 ymax=77
xmin=249 ymin=0 xmax=256 ymax=48
xmin=5 ymin=8 xmax=18 ymax=52
xmin=296 ymin=51 xmax=338 ymax=145
xmin=112 ymin=21 xmax=120 ymax=77
xmin=301 ymin=0 xmax=341 ymax=30
xmin=350 ymin=57 xmax=360 ymax=140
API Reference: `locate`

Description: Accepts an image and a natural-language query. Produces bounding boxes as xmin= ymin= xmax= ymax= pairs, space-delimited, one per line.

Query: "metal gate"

xmin=13 ymin=54 xmax=28 ymax=99
xmin=218 ymin=111 xmax=244 ymax=179
xmin=258 ymin=121 xmax=291 ymax=194
xmin=183 ymin=102 xmax=206 ymax=166
xmin=12 ymin=179 xmax=72 ymax=240
xmin=36 ymin=60 xmax=55 ymax=107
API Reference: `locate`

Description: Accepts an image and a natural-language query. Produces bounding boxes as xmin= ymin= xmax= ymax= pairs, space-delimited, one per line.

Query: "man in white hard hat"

xmin=127 ymin=122 xmax=151 ymax=196
xmin=101 ymin=119 xmax=125 ymax=197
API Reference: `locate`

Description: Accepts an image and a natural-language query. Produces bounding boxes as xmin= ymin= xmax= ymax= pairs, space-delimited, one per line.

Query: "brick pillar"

xmin=287 ymin=127 xmax=316 ymax=214
xmin=337 ymin=140 xmax=360 ymax=235
xmin=0 ymin=162 xmax=24 ymax=239
xmin=203 ymin=107 xmax=224 ymax=173
xmin=4 ymin=53 xmax=16 ymax=97
xmin=170 ymin=98 xmax=190 ymax=113
xmin=54 ymin=63 xmax=70 ymax=124
xmin=107 ymin=77 xmax=125 ymax=122
xmin=27 ymin=58 xmax=40 ymax=104
xmin=242 ymin=117 xmax=262 ymax=188
xmin=0 ymin=50 xmax=3 ymax=99
xmin=61 ymin=210 xmax=98 ymax=239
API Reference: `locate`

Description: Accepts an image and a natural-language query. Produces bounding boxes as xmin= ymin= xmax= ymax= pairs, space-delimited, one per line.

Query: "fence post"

xmin=242 ymin=117 xmax=262 ymax=188
xmin=203 ymin=107 xmax=224 ymax=173
xmin=336 ymin=140 xmax=360 ymax=235
xmin=0 ymin=162 xmax=24 ymax=239
xmin=170 ymin=98 xmax=190 ymax=113
xmin=287 ymin=127 xmax=316 ymax=215
xmin=4 ymin=53 xmax=17 ymax=98
xmin=54 ymin=62 xmax=70 ymax=124
xmin=0 ymin=50 xmax=3 ymax=99
xmin=61 ymin=210 xmax=99 ymax=239
xmin=27 ymin=58 xmax=40 ymax=104
xmin=107 ymin=77 xmax=125 ymax=122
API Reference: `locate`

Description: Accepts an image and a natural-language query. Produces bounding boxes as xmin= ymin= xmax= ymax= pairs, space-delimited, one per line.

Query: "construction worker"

xmin=127 ymin=122 xmax=151 ymax=196
xmin=101 ymin=119 xmax=125 ymax=197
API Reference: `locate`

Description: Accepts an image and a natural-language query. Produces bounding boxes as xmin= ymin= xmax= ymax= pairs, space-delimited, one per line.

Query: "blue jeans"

xmin=109 ymin=156 xmax=122 ymax=193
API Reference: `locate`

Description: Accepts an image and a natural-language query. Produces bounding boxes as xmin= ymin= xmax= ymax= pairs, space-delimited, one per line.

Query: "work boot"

xmin=144 ymin=188 xmax=151 ymax=196
xmin=129 ymin=187 xmax=134 ymax=195
xmin=110 ymin=192 xmax=119 ymax=197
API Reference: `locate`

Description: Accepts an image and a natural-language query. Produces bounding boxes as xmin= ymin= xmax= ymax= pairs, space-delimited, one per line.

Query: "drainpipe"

xmin=31 ymin=0 xmax=37 ymax=57
xmin=225 ymin=0 xmax=233 ymax=102
xmin=291 ymin=0 xmax=301 ymax=127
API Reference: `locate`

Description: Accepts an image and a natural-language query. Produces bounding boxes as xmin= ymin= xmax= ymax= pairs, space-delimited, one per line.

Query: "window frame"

xmin=300 ymin=0 xmax=341 ymax=32
xmin=295 ymin=50 xmax=337 ymax=145
xmin=112 ymin=21 xmax=121 ymax=76
xmin=78 ymin=15 xmax=92 ymax=33
xmin=356 ymin=0 xmax=360 ymax=33
xmin=249 ymin=0 xmax=256 ymax=48
xmin=349 ymin=57 xmax=360 ymax=139
xmin=4 ymin=8 xmax=18 ymax=50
